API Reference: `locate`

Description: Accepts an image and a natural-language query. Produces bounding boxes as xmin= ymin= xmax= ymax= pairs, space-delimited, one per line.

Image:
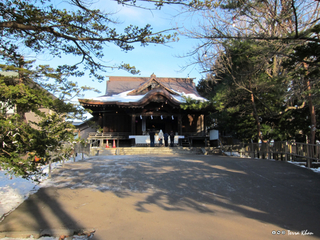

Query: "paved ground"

xmin=0 ymin=154 xmax=320 ymax=240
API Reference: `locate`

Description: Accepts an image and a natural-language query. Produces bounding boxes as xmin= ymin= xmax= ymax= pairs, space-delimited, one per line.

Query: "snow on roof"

xmin=87 ymin=89 xmax=207 ymax=103
xmin=173 ymin=93 xmax=208 ymax=103
xmin=169 ymin=89 xmax=208 ymax=102
xmin=89 ymin=90 xmax=146 ymax=102
xmin=106 ymin=76 xmax=199 ymax=96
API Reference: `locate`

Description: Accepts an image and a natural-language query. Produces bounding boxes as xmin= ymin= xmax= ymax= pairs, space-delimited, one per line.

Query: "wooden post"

xmin=289 ymin=143 xmax=292 ymax=161
xmin=262 ymin=143 xmax=266 ymax=159
xmin=117 ymin=138 xmax=120 ymax=155
xmin=306 ymin=144 xmax=312 ymax=168
xmin=251 ymin=143 xmax=255 ymax=159
xmin=178 ymin=114 xmax=182 ymax=135
xmin=131 ymin=114 xmax=136 ymax=135
xmin=306 ymin=159 xmax=312 ymax=168
xmin=245 ymin=145 xmax=248 ymax=158
xmin=284 ymin=142 xmax=288 ymax=162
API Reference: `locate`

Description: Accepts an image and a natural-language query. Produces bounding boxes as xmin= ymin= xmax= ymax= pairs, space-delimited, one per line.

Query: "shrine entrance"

xmin=146 ymin=115 xmax=177 ymax=133
xmin=134 ymin=114 xmax=179 ymax=135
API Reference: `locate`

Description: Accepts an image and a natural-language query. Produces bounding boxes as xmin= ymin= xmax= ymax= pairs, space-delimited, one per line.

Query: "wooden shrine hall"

xmin=78 ymin=74 xmax=209 ymax=147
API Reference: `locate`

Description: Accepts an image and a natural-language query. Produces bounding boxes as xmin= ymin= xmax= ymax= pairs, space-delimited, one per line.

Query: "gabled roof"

xmin=127 ymin=74 xmax=178 ymax=96
xmin=105 ymin=74 xmax=200 ymax=96
xmin=79 ymin=74 xmax=207 ymax=107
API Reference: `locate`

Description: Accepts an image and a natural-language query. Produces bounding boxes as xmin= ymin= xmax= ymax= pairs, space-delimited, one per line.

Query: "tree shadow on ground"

xmin=46 ymin=154 xmax=320 ymax=237
xmin=0 ymin=186 xmax=96 ymax=239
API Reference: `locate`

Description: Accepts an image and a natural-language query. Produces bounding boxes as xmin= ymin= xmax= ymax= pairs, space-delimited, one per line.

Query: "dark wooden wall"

xmin=103 ymin=113 xmax=131 ymax=132
xmin=181 ymin=114 xmax=205 ymax=135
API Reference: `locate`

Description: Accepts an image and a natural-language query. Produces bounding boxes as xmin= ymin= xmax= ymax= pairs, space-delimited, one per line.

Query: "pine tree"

xmin=0 ymin=0 xmax=182 ymax=178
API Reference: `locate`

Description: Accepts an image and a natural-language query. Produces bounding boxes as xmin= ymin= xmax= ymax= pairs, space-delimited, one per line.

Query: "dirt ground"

xmin=1 ymin=154 xmax=320 ymax=240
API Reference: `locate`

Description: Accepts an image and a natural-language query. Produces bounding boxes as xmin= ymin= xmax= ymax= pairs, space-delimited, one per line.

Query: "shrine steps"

xmin=93 ymin=147 xmax=204 ymax=156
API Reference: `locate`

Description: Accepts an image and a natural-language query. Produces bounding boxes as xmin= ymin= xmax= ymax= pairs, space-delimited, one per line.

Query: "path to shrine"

xmin=1 ymin=154 xmax=320 ymax=240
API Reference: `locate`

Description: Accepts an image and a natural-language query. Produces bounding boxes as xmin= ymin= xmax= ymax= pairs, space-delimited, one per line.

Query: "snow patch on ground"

xmin=288 ymin=161 xmax=320 ymax=173
xmin=223 ymin=151 xmax=241 ymax=157
xmin=0 ymin=173 xmax=39 ymax=221
xmin=0 ymin=153 xmax=319 ymax=240
xmin=1 ymin=236 xmax=88 ymax=240
xmin=0 ymin=155 xmax=87 ymax=222
xmin=0 ymin=155 xmax=90 ymax=240
xmin=223 ymin=151 xmax=320 ymax=173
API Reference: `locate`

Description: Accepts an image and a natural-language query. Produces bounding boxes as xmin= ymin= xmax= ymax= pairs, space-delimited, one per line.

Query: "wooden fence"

xmin=74 ymin=142 xmax=91 ymax=158
xmin=221 ymin=142 xmax=320 ymax=168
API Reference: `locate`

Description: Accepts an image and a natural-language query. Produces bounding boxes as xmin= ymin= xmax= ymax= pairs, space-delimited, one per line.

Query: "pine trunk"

xmin=303 ymin=62 xmax=316 ymax=144
xmin=249 ymin=80 xmax=263 ymax=142
xmin=307 ymin=79 xmax=316 ymax=144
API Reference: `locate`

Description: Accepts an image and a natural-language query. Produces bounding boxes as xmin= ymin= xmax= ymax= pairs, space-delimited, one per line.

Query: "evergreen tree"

xmin=0 ymin=0 xmax=184 ymax=178
xmin=183 ymin=0 xmax=320 ymax=143
xmin=283 ymin=40 xmax=320 ymax=144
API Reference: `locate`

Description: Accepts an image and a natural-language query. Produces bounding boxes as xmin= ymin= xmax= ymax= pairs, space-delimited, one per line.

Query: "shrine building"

xmin=78 ymin=74 xmax=209 ymax=147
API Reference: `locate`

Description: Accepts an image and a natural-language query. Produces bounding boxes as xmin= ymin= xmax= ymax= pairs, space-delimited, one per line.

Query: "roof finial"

xmin=151 ymin=73 xmax=156 ymax=78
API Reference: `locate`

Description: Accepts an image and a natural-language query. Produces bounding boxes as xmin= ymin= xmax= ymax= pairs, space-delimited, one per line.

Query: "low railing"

xmin=74 ymin=142 xmax=91 ymax=158
xmin=221 ymin=141 xmax=320 ymax=168
xmin=46 ymin=141 xmax=91 ymax=178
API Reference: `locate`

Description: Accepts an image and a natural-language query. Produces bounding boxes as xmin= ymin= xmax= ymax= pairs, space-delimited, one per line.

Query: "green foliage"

xmin=0 ymin=53 xmax=88 ymax=179
xmin=0 ymin=0 xmax=184 ymax=178
xmin=197 ymin=37 xmax=320 ymax=143
xmin=0 ymin=113 xmax=76 ymax=180
xmin=0 ymin=113 xmax=38 ymax=177
xmin=0 ymin=66 xmax=78 ymax=180
xmin=284 ymin=41 xmax=320 ymax=79
xmin=180 ymin=96 xmax=211 ymax=110
xmin=281 ymin=40 xmax=320 ymax=143
xmin=31 ymin=113 xmax=76 ymax=161
xmin=0 ymin=0 xmax=177 ymax=80
xmin=196 ymin=39 xmax=296 ymax=142
xmin=186 ymin=0 xmax=320 ymax=143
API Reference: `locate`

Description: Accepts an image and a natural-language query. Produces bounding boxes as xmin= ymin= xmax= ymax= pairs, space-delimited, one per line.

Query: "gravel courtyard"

xmin=0 ymin=154 xmax=320 ymax=240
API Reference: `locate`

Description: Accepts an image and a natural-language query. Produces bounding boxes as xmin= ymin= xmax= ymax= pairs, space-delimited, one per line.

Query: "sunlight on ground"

xmin=209 ymin=165 xmax=247 ymax=174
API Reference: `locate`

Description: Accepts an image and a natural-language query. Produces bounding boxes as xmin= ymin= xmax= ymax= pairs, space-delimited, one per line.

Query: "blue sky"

xmin=36 ymin=1 xmax=204 ymax=100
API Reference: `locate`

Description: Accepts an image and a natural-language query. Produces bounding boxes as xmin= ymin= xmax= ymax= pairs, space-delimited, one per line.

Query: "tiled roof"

xmin=79 ymin=74 xmax=207 ymax=106
xmin=106 ymin=75 xmax=199 ymax=96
